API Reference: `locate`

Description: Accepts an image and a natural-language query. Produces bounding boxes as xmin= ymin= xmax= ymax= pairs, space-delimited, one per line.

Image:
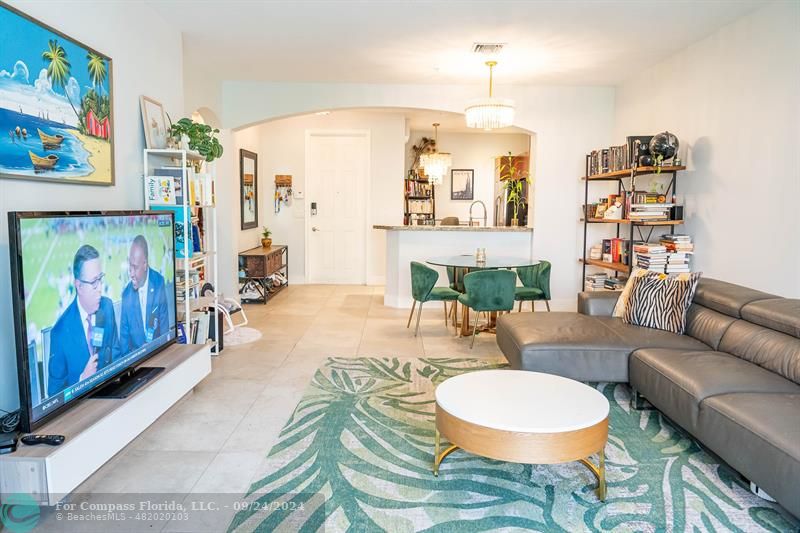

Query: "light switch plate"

xmin=293 ymin=190 xmax=304 ymax=199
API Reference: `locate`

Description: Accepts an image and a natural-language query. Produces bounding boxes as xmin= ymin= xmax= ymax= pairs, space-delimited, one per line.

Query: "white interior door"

xmin=306 ymin=131 xmax=369 ymax=284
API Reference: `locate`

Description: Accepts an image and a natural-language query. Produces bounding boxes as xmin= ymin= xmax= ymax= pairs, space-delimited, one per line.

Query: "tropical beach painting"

xmin=0 ymin=4 xmax=113 ymax=185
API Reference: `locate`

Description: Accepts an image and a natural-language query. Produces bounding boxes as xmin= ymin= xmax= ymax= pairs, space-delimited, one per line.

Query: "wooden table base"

xmin=457 ymin=306 xmax=500 ymax=337
xmin=433 ymin=405 xmax=609 ymax=501
xmin=433 ymin=430 xmax=606 ymax=501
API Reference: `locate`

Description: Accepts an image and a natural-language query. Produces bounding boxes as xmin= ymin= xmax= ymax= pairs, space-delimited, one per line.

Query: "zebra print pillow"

xmin=623 ymin=272 xmax=702 ymax=334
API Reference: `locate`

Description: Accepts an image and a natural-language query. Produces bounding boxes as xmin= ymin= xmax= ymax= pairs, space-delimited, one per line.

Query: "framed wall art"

xmin=240 ymin=149 xmax=258 ymax=230
xmin=0 ymin=3 xmax=114 ymax=185
xmin=451 ymin=169 xmax=474 ymax=200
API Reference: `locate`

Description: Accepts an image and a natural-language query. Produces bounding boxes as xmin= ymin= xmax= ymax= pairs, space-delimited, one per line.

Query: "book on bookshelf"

xmin=587 ymin=144 xmax=630 ymax=176
xmin=584 ymin=273 xmax=608 ymax=291
xmin=145 ymin=175 xmax=177 ymax=205
xmin=584 ymin=273 xmax=627 ymax=291
xmin=604 ymin=277 xmax=626 ymax=290
xmin=190 ymin=311 xmax=210 ymax=344
xmin=601 ymin=238 xmax=631 ymax=265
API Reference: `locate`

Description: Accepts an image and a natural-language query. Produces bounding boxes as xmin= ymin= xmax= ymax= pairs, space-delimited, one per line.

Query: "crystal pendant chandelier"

xmin=419 ymin=123 xmax=451 ymax=185
xmin=465 ymin=60 xmax=515 ymax=130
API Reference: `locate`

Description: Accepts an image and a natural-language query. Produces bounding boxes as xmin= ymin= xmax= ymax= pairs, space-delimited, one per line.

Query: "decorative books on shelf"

xmin=145 ymin=167 xmax=214 ymax=207
xmin=146 ymin=166 xmax=214 ymax=258
xmin=587 ymin=144 xmax=631 ymax=176
xmin=662 ymin=234 xmax=694 ymax=274
xmin=584 ymin=192 xmax=676 ymax=223
xmin=632 ymin=235 xmax=694 ymax=274
xmin=584 ymin=272 xmax=627 ymax=292
xmin=585 ymin=272 xmax=608 ymax=290
xmin=585 ymin=135 xmax=679 ymax=177
xmin=633 ymin=243 xmax=667 ymax=272
xmin=602 ymin=238 xmax=631 ymax=266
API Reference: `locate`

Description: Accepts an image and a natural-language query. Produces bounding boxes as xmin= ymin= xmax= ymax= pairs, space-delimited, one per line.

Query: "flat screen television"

xmin=8 ymin=211 xmax=178 ymax=432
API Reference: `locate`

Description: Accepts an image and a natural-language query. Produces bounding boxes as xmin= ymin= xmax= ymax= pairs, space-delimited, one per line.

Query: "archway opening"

xmin=226 ymin=106 xmax=536 ymax=287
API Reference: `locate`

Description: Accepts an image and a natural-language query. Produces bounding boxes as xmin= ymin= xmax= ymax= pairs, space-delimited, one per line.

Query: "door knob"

xmin=312 ymin=227 xmax=319 ymax=232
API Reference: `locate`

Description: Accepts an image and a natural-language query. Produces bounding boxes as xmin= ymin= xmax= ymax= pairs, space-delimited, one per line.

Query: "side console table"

xmin=238 ymin=245 xmax=288 ymax=304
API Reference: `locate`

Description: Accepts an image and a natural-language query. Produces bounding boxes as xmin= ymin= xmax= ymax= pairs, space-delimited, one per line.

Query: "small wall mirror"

xmin=240 ymin=149 xmax=258 ymax=230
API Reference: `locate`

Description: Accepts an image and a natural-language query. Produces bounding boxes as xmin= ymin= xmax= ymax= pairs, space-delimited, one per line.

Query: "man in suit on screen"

xmin=119 ymin=235 xmax=169 ymax=355
xmin=48 ymin=245 xmax=119 ymax=397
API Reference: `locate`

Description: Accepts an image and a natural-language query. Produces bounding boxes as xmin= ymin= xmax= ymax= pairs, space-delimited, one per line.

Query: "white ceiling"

xmin=149 ymin=0 xmax=762 ymax=86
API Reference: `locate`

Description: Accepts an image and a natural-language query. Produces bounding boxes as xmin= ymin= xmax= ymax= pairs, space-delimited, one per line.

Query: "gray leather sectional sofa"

xmin=496 ymin=278 xmax=800 ymax=518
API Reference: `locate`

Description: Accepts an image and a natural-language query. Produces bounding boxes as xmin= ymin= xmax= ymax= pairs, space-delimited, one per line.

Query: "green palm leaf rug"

xmin=229 ymin=357 xmax=797 ymax=532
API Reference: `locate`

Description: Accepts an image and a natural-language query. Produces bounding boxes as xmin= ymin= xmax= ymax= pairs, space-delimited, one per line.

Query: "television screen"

xmin=8 ymin=211 xmax=177 ymax=431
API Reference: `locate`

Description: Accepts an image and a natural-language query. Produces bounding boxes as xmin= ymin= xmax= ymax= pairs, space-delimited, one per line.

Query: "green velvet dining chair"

xmin=408 ymin=262 xmax=460 ymax=337
xmin=514 ymin=260 xmax=552 ymax=312
xmin=457 ymin=269 xmax=517 ymax=348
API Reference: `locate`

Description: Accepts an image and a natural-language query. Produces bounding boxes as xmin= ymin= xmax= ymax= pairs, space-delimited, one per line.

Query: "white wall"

xmin=0 ymin=1 xmax=184 ymax=411
xmin=404 ymin=131 xmax=531 ymax=224
xmin=210 ymin=128 xmax=239 ymax=298
xmin=230 ymin=110 xmax=406 ymax=285
xmin=221 ymin=83 xmax=616 ymax=308
xmin=614 ymin=1 xmax=800 ymax=297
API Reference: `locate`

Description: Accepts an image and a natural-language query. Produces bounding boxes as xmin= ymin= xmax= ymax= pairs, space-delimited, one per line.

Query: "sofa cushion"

xmin=697 ymin=393 xmax=800 ymax=518
xmin=718 ymin=320 xmax=800 ymax=384
xmin=577 ymin=291 xmax=619 ymax=317
xmin=496 ymin=313 xmax=710 ymax=382
xmin=683 ymin=303 xmax=737 ymax=350
xmin=629 ymin=349 xmax=800 ymax=433
xmin=600 ymin=317 xmax=711 ymax=353
xmin=741 ymin=298 xmax=800 ymax=339
xmin=623 ymin=272 xmax=701 ymax=334
xmin=497 ymin=313 xmax=631 ymax=381
xmin=692 ymin=278 xmax=777 ymax=318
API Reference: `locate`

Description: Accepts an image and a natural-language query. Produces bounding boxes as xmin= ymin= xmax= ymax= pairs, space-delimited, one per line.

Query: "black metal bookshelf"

xmin=580 ymin=162 xmax=687 ymax=284
xmin=404 ymin=173 xmax=435 ymax=225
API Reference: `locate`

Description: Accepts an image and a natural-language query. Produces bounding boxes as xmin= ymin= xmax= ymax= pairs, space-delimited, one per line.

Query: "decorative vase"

xmin=180 ymin=134 xmax=190 ymax=151
xmin=510 ymin=218 xmax=519 ymax=227
xmin=261 ymin=238 xmax=272 ymax=248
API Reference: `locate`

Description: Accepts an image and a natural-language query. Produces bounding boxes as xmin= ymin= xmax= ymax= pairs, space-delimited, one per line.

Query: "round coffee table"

xmin=434 ymin=369 xmax=609 ymax=500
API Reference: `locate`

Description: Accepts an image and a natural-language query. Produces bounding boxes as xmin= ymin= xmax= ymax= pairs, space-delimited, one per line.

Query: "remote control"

xmin=21 ymin=434 xmax=65 ymax=446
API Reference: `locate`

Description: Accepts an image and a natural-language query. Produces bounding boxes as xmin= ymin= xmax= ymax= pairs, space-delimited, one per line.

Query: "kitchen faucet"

xmin=469 ymin=200 xmax=488 ymax=227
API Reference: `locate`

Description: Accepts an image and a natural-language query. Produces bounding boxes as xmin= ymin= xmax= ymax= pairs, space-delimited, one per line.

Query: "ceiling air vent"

xmin=472 ymin=42 xmax=505 ymax=55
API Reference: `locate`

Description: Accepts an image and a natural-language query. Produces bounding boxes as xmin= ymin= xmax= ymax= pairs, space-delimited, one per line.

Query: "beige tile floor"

xmin=36 ymin=285 xmax=505 ymax=531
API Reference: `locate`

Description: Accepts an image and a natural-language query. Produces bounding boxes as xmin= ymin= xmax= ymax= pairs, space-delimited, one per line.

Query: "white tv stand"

xmin=0 ymin=343 xmax=211 ymax=505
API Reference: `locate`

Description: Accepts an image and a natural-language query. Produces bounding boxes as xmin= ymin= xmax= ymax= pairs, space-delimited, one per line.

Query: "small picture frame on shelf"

xmin=451 ymin=169 xmax=474 ymax=200
xmin=140 ymin=96 xmax=168 ymax=149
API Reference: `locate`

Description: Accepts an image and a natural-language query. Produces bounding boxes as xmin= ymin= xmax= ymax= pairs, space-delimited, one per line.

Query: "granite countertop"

xmin=373 ymin=225 xmax=533 ymax=232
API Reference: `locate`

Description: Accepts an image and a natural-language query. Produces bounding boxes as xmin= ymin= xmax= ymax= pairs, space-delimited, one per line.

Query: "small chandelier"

xmin=419 ymin=123 xmax=451 ymax=185
xmin=465 ymin=60 xmax=515 ymax=130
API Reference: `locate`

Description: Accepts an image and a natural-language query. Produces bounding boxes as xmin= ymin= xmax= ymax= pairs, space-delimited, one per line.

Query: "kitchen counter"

xmin=375 ymin=224 xmax=534 ymax=308
xmin=373 ymin=225 xmax=532 ymax=232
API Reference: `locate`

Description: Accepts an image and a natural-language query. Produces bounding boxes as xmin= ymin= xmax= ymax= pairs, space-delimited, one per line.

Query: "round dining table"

xmin=426 ymin=255 xmax=540 ymax=337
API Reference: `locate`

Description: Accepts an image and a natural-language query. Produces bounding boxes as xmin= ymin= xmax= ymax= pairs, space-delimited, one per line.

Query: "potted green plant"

xmin=497 ymin=152 xmax=531 ymax=226
xmin=261 ymin=226 xmax=272 ymax=248
xmin=167 ymin=117 xmax=224 ymax=162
